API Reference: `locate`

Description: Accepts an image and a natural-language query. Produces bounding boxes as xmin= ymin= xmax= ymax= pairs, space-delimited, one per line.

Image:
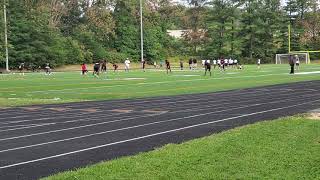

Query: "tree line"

xmin=0 ymin=0 xmax=319 ymax=68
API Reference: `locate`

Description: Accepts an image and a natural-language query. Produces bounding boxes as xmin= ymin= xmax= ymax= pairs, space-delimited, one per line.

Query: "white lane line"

xmin=0 ymin=89 xmax=264 ymax=118
xmin=0 ymin=113 xmax=143 ymax=133
xmin=1 ymin=91 xmax=319 ymax=141
xmin=0 ymin=124 xmax=52 ymax=130
xmin=0 ymin=80 xmax=317 ymax=116
xmin=0 ymin=113 xmax=163 ymax=142
xmin=1 ymin=94 xmax=318 ymax=153
xmin=0 ymin=89 xmax=285 ymax=125
xmin=0 ymin=112 xmax=128 ymax=126
xmin=0 ymin=104 xmax=257 ymax=153
xmin=1 ymin=99 xmax=319 ymax=169
xmin=0 ymin=115 xmax=31 ymax=120
xmin=0 ymin=91 xmax=310 ymax=135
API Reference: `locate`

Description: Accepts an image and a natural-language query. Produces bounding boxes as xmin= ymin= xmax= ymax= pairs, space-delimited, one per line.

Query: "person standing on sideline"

xmin=289 ymin=55 xmax=295 ymax=74
xmin=124 ymin=58 xmax=131 ymax=72
xmin=180 ymin=60 xmax=184 ymax=70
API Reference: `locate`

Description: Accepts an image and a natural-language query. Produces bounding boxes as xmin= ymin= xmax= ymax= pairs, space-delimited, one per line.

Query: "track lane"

xmin=0 ymin=81 xmax=319 ymax=180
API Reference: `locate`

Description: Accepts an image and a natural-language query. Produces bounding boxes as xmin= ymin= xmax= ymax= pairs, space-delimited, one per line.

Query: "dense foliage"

xmin=0 ymin=0 xmax=320 ymax=68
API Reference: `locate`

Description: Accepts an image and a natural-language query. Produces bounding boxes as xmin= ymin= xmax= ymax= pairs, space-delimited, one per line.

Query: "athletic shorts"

xmin=94 ymin=67 xmax=99 ymax=72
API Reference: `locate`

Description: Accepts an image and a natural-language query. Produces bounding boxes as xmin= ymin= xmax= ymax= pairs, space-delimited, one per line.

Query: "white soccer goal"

xmin=275 ymin=53 xmax=310 ymax=64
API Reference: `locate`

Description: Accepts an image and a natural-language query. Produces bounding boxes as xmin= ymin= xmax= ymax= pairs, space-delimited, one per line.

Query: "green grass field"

xmin=1 ymin=64 xmax=320 ymax=107
xmin=43 ymin=115 xmax=320 ymax=180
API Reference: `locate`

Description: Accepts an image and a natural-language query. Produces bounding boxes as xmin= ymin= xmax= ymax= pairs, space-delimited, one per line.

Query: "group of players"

xmin=13 ymin=54 xmax=302 ymax=78
xmin=17 ymin=62 xmax=52 ymax=76
xmin=81 ymin=57 xmax=243 ymax=78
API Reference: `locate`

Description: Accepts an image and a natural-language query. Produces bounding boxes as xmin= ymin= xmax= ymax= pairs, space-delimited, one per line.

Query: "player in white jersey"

xmin=224 ymin=59 xmax=229 ymax=69
xmin=213 ymin=60 xmax=217 ymax=69
xmin=229 ymin=59 xmax=233 ymax=68
xmin=202 ymin=60 xmax=206 ymax=66
xmin=124 ymin=58 xmax=130 ymax=72
xmin=295 ymin=55 xmax=300 ymax=71
xmin=257 ymin=59 xmax=261 ymax=69
xmin=234 ymin=59 xmax=238 ymax=65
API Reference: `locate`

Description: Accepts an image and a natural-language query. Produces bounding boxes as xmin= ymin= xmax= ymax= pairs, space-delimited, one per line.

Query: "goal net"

xmin=275 ymin=53 xmax=310 ymax=64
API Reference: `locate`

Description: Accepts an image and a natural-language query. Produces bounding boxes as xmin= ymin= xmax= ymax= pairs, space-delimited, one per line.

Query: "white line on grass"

xmin=0 ymin=99 xmax=319 ymax=169
xmin=28 ymin=73 xmax=282 ymax=94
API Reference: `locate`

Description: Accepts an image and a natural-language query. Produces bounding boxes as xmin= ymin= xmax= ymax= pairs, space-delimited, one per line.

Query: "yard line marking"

xmin=0 ymin=99 xmax=319 ymax=169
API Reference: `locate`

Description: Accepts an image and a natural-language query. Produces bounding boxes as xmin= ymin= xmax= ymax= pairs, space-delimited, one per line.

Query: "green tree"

xmin=113 ymin=0 xmax=140 ymax=60
xmin=205 ymin=0 xmax=242 ymax=59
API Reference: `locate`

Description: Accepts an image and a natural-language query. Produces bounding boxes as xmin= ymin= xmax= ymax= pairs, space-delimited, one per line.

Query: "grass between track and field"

xmin=1 ymin=64 xmax=320 ymax=107
xmin=43 ymin=115 xmax=320 ymax=180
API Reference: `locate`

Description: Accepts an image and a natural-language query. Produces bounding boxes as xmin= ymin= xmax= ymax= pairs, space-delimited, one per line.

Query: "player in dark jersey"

xmin=220 ymin=58 xmax=225 ymax=71
xmin=189 ymin=58 xmax=193 ymax=70
xmin=204 ymin=60 xmax=212 ymax=76
xmin=101 ymin=60 xmax=107 ymax=73
xmin=93 ymin=62 xmax=100 ymax=77
xmin=180 ymin=60 xmax=184 ymax=70
xmin=289 ymin=55 xmax=295 ymax=74
xmin=112 ymin=63 xmax=119 ymax=72
xmin=141 ymin=59 xmax=146 ymax=72
xmin=165 ymin=59 xmax=171 ymax=74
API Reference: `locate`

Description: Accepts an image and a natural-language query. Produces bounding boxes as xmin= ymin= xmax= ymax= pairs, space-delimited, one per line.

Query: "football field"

xmin=1 ymin=64 xmax=320 ymax=107
xmin=0 ymin=64 xmax=320 ymax=179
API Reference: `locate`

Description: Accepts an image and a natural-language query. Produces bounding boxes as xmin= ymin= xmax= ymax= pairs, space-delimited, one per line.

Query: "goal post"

xmin=275 ymin=53 xmax=309 ymax=64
